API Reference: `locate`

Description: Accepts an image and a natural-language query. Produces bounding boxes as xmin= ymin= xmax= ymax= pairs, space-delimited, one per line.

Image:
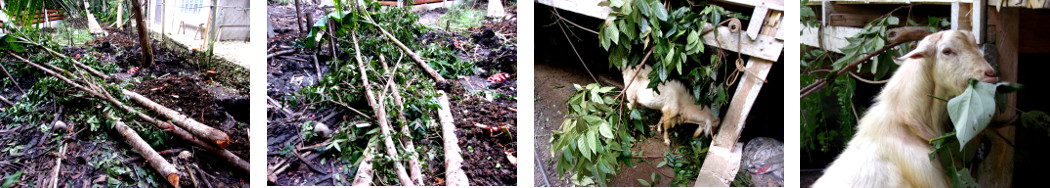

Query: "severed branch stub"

xmin=107 ymin=113 xmax=180 ymax=187
xmin=123 ymin=90 xmax=232 ymax=148
xmin=437 ymin=91 xmax=469 ymax=186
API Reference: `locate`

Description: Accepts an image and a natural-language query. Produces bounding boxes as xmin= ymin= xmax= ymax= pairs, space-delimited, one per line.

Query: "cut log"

xmin=83 ymin=1 xmax=104 ymax=34
xmin=122 ymin=89 xmax=231 ymax=148
xmin=106 ymin=113 xmax=180 ymax=187
xmin=350 ymin=30 xmax=415 ymax=186
xmin=437 ymin=91 xmax=469 ymax=186
xmin=351 ymin=143 xmax=376 ymax=186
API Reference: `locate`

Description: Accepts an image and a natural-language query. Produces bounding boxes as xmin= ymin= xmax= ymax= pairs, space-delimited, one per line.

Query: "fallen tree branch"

xmin=351 ymin=30 xmax=415 ymax=186
xmin=0 ymin=62 xmax=24 ymax=94
xmin=106 ymin=113 xmax=180 ymax=187
xmin=384 ymin=55 xmax=424 ymax=185
xmin=351 ymin=143 xmax=376 ymax=186
xmin=0 ymin=95 xmax=13 ymax=106
xmin=267 ymin=49 xmax=296 ymax=59
xmin=48 ymin=143 xmax=66 ymax=188
xmin=363 ymin=18 xmax=446 ymax=83
xmin=22 ymin=36 xmax=109 ymax=80
xmin=122 ymin=90 xmax=231 ymax=148
xmin=8 ymin=52 xmax=250 ymax=172
xmin=437 ymin=91 xmax=469 ymax=186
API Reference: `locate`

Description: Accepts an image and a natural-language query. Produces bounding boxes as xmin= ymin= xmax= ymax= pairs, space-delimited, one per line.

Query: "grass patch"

xmin=439 ymin=6 xmax=485 ymax=31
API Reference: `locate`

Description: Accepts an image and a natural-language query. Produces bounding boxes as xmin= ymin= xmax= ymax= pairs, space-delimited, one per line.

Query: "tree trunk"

xmin=437 ymin=91 xmax=469 ymax=186
xmin=351 ymin=30 xmax=415 ymax=186
xmin=293 ymin=0 xmax=303 ymax=32
xmin=107 ymin=113 xmax=180 ymax=187
xmin=129 ymin=0 xmax=154 ymax=67
xmin=122 ymin=89 xmax=231 ymax=148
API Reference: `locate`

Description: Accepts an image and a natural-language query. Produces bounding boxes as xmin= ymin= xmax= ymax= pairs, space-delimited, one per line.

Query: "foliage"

xmin=438 ymin=5 xmax=485 ymax=31
xmin=599 ymin=0 xmax=735 ymax=115
xmin=0 ymin=34 xmax=25 ymax=52
xmin=799 ymin=0 xmax=818 ymax=28
xmin=551 ymin=83 xmax=653 ymax=186
xmin=800 ymin=12 xmax=950 ymax=155
xmin=947 ymin=79 xmax=1014 ymax=148
xmin=420 ymin=43 xmax=476 ymax=78
xmin=664 ymin=137 xmax=709 ymax=186
xmin=0 ymin=170 xmax=22 ymax=188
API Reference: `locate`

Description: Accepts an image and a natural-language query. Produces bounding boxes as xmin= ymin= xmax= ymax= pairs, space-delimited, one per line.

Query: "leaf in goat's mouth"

xmin=947 ymin=78 xmax=1017 ymax=149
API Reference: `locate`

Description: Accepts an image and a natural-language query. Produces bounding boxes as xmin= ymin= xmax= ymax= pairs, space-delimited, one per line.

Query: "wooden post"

xmin=977 ymin=7 xmax=1017 ymax=188
xmin=208 ymin=0 xmax=218 ymax=52
xmin=130 ymin=0 xmax=154 ymax=67
xmin=695 ymin=10 xmax=780 ymax=186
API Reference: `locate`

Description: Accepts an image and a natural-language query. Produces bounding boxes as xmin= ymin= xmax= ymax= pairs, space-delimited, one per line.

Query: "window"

xmin=180 ymin=0 xmax=203 ymax=14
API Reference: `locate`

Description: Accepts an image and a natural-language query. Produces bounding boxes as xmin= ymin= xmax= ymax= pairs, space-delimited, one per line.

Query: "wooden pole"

xmin=130 ymin=0 xmax=154 ymax=68
xmin=437 ymin=91 xmax=469 ymax=186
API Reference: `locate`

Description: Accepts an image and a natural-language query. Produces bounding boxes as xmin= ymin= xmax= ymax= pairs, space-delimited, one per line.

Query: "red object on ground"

xmin=487 ymin=73 xmax=510 ymax=83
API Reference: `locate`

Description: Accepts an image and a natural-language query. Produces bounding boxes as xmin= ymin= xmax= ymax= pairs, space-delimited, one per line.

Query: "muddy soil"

xmin=0 ymin=27 xmax=249 ymax=187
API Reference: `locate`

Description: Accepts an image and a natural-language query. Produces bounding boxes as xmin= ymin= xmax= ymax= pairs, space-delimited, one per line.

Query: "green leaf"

xmin=1 ymin=170 xmax=22 ymax=188
xmin=887 ymin=16 xmax=900 ymax=25
xmin=599 ymin=122 xmax=614 ymax=138
xmin=650 ymin=1 xmax=668 ymax=21
xmin=610 ymin=0 xmax=626 ymax=7
xmin=637 ymin=179 xmax=651 ymax=186
xmin=578 ymin=138 xmax=592 ymax=160
xmin=587 ymin=131 xmax=599 ymax=155
xmin=948 ymin=79 xmax=1009 ymax=149
xmin=637 ymin=0 xmax=652 ymax=17
xmin=607 ymin=20 xmax=621 ymax=45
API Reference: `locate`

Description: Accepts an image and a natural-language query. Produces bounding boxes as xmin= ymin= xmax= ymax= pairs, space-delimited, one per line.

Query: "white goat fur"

xmin=622 ymin=64 xmax=721 ymax=145
xmin=813 ymin=30 xmax=999 ymax=188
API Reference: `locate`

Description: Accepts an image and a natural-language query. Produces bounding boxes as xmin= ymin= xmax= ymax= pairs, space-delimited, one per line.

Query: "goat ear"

xmin=899 ymin=32 xmax=943 ymax=59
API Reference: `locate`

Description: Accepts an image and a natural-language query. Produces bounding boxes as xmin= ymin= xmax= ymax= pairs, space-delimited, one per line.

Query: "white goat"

xmin=622 ymin=64 xmax=720 ymax=145
xmin=813 ymin=30 xmax=999 ymax=188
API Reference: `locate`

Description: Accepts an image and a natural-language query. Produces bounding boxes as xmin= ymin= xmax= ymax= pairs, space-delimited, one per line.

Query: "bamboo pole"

xmin=437 ymin=91 xmax=469 ymax=186
xmin=107 ymin=113 xmax=180 ymax=187
xmin=351 ymin=30 xmax=415 ymax=186
xmin=122 ymin=89 xmax=231 ymax=148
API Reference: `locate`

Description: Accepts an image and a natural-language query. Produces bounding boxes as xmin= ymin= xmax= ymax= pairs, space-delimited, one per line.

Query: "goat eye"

xmin=942 ymin=49 xmax=954 ymax=55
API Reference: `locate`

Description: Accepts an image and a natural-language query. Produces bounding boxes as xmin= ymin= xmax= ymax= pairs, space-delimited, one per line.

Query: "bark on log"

xmin=7 ymin=52 xmax=250 ymax=172
xmin=437 ymin=91 xmax=469 ymax=186
xmin=365 ymin=20 xmax=446 ymax=82
xmin=351 ymin=144 xmax=376 ymax=186
xmin=122 ymin=89 xmax=231 ymax=148
xmin=382 ymin=55 xmax=424 ymax=185
xmin=106 ymin=113 xmax=180 ymax=187
xmin=130 ymin=0 xmax=154 ymax=67
xmin=351 ymin=30 xmax=415 ymax=186
xmin=0 ymin=95 xmax=12 ymax=106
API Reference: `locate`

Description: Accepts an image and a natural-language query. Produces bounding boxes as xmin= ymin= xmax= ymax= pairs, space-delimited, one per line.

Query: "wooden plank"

xmin=952 ymin=2 xmax=973 ymax=30
xmin=694 ymin=142 xmax=744 ymax=186
xmin=828 ymin=12 xmax=882 ymax=27
xmin=537 ymin=0 xmax=611 ymax=19
xmin=975 ymin=0 xmax=987 ymax=44
xmin=746 ymin=6 xmax=769 ymax=40
xmin=1018 ymin=9 xmax=1050 ymax=53
xmin=701 ymin=23 xmax=784 ymax=61
xmin=987 ymin=0 xmax=1050 ymax=8
xmin=801 ymin=25 xmax=862 ymax=54
xmin=695 ymin=58 xmax=774 ymax=187
xmin=714 ymin=0 xmax=785 ymax=10
xmin=977 ymin=7 xmax=1016 ymax=188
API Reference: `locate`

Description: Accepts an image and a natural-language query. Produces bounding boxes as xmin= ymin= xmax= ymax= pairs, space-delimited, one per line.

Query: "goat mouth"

xmin=980 ymin=77 xmax=1000 ymax=83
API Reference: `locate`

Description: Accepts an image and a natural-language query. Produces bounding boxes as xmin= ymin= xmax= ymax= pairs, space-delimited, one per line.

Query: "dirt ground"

xmin=0 ymin=26 xmax=249 ymax=187
xmin=266 ymin=1 xmax=517 ymax=186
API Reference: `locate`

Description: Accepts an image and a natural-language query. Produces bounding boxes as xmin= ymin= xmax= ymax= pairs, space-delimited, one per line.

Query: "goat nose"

xmin=984 ymin=69 xmax=997 ymax=77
